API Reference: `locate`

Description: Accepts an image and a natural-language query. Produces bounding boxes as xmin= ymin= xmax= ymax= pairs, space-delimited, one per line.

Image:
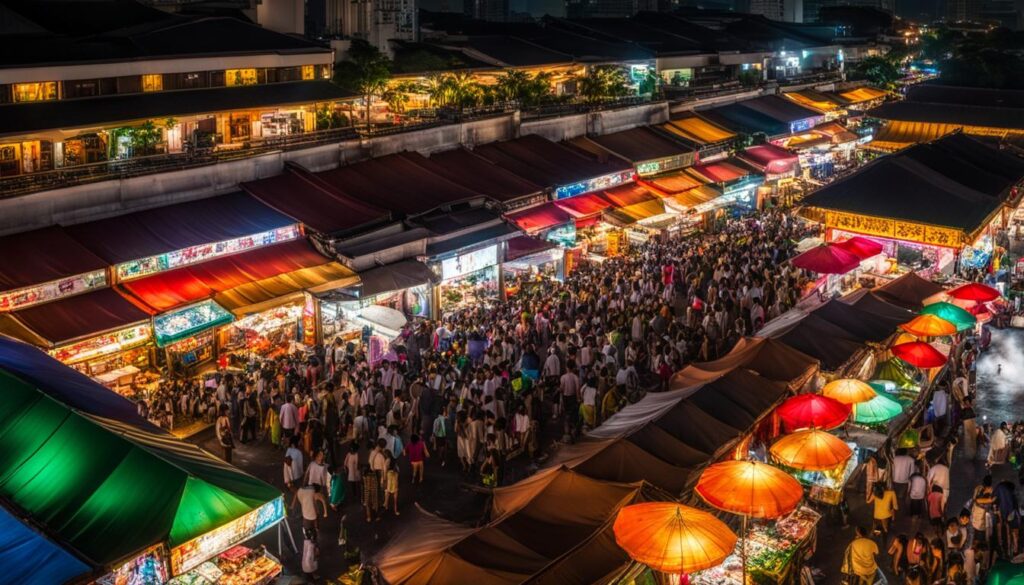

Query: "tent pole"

xmin=284 ymin=517 xmax=299 ymax=554
xmin=742 ymin=514 xmax=748 ymax=585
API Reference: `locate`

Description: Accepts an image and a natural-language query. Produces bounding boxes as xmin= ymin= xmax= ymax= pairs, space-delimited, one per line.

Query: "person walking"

xmin=868 ymin=483 xmax=898 ymax=538
xmin=842 ymin=525 xmax=880 ymax=585
xmin=215 ymin=405 xmax=233 ymax=463
xmin=406 ymin=434 xmax=430 ymax=484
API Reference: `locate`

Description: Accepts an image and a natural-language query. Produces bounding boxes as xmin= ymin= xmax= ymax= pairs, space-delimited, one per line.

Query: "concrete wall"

xmin=0 ymin=102 xmax=670 ymax=235
xmin=670 ymin=89 xmax=765 ymax=114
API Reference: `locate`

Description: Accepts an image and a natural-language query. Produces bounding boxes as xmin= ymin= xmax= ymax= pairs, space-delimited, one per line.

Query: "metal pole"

xmin=741 ymin=514 xmax=748 ymax=585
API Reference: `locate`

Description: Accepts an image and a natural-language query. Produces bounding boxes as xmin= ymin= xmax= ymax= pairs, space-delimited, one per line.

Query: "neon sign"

xmin=0 ymin=270 xmax=107 ymax=312
xmin=554 ymin=170 xmax=634 ymax=200
xmin=170 ymin=497 xmax=284 ymax=575
xmin=636 ymin=156 xmax=686 ymax=177
xmin=117 ymin=225 xmax=301 ymax=281
xmin=50 ymin=323 xmax=151 ymax=364
xmin=441 ymin=245 xmax=498 ymax=280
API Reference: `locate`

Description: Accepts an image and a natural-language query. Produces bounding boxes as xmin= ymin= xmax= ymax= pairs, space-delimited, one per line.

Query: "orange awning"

xmin=662 ymin=116 xmax=736 ymax=145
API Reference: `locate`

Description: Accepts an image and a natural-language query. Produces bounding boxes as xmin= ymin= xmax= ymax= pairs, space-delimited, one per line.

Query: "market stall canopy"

xmin=783 ymin=89 xmax=844 ymax=113
xmin=853 ymin=392 xmax=903 ymax=424
xmin=603 ymin=198 xmax=667 ymax=226
xmin=472 ymin=134 xmax=633 ymax=192
xmin=505 ymin=236 xmax=558 ymax=262
xmin=417 ymin=147 xmax=544 ymax=204
xmin=776 ymin=394 xmax=851 ymax=432
xmin=867 ymin=121 xmax=959 ymax=152
xmin=573 ymin=127 xmax=694 ymax=165
xmin=770 ymin=429 xmax=852 ymax=471
xmin=641 ymin=171 xmax=704 ymax=195
xmin=350 ymin=260 xmax=438 ymax=299
xmin=0 ymin=226 xmax=108 ymax=292
xmin=802 ymin=134 xmax=1024 ymax=239
xmin=920 ymin=301 xmax=977 ymax=331
xmin=839 ymin=86 xmax=888 ymax=105
xmin=834 ymin=236 xmax=883 ymax=260
xmin=822 ymin=379 xmax=876 ymax=405
xmin=0 ymin=504 xmax=92 ymax=585
xmin=372 ymin=468 xmax=667 ymax=585
xmin=660 ymin=114 xmax=737 ymax=146
xmin=814 ymin=122 xmax=860 ymax=144
xmin=670 ymin=336 xmax=819 ymax=391
xmin=120 ymin=239 xmax=355 ymax=313
xmin=664 ymin=184 xmax=722 ymax=211
xmin=686 ymin=159 xmax=756 ymax=185
xmin=891 ymin=341 xmax=948 ymax=368
xmin=0 ymin=337 xmax=281 ymax=568
xmin=874 ymin=272 xmax=947 ymax=310
xmin=984 ymin=560 xmax=1024 ymax=585
xmin=63 ymin=192 xmax=297 ymax=265
xmin=758 ymin=312 xmax=866 ymax=371
xmin=553 ymin=192 xmax=613 ymax=219
xmin=947 ymin=282 xmax=1000 ymax=302
xmin=241 ymin=165 xmax=389 ymax=235
xmin=842 ymin=289 xmax=918 ymax=323
xmin=810 ymin=298 xmax=908 ymax=343
xmin=899 ymin=314 xmax=956 ymax=338
xmin=696 ymin=460 xmax=803 ymax=519
xmin=613 ymin=503 xmax=737 ymax=574
xmin=738 ymin=143 xmax=800 ymax=174
xmin=0 ymin=287 xmax=153 ymax=347
xmin=790 ymin=244 xmax=860 ymax=275
xmin=506 ymin=202 xmax=573 ymax=234
xmin=545 ymin=437 xmax=697 ymax=495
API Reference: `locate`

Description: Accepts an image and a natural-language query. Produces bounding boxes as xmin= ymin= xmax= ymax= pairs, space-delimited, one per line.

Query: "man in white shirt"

xmin=291 ymin=483 xmax=327 ymax=531
xmin=305 ymin=450 xmax=329 ymax=490
xmin=280 ymin=397 xmax=299 ymax=442
xmin=892 ymin=449 xmax=915 ymax=498
xmin=928 ymin=460 xmax=950 ymax=507
xmin=285 ymin=437 xmax=304 ymax=485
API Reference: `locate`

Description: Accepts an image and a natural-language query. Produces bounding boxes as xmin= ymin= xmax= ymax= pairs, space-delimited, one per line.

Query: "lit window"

xmin=302 ymin=65 xmax=315 ymax=80
xmin=13 ymin=82 xmax=58 ymax=102
xmin=225 ymin=69 xmax=258 ymax=86
xmin=142 ymin=74 xmax=163 ymax=92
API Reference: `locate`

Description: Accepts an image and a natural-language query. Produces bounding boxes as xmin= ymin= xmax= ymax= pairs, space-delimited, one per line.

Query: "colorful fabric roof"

xmin=783 ymin=89 xmax=843 ymax=113
xmin=0 ymin=287 xmax=152 ymax=347
xmin=0 ymin=505 xmax=91 ymax=584
xmin=553 ymin=192 xmax=613 ymax=218
xmin=604 ymin=199 xmax=667 ymax=225
xmin=0 ymin=337 xmax=280 ymax=568
xmin=641 ymin=171 xmax=704 ymax=194
xmin=0 ymin=227 xmax=108 ymax=292
xmin=601 ymin=183 xmax=659 ymax=208
xmin=579 ymin=127 xmax=694 ymax=163
xmin=665 ymin=184 xmax=721 ymax=209
xmin=869 ymin=121 xmax=960 ymax=152
xmin=739 ymin=143 xmax=799 ymax=171
xmin=506 ymin=202 xmax=572 ymax=233
xmin=686 ymin=159 xmax=754 ymax=184
xmin=661 ymin=115 xmax=736 ymax=145
xmin=839 ymin=86 xmax=887 ymax=104
xmin=121 ymin=239 xmax=355 ymax=313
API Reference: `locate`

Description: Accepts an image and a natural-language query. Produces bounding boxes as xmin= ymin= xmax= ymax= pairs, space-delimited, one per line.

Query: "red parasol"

xmin=892 ymin=341 xmax=947 ymax=368
xmin=791 ymin=244 xmax=860 ymax=275
xmin=834 ymin=236 xmax=883 ymax=260
xmin=776 ymin=394 xmax=852 ymax=432
xmin=947 ymin=282 xmax=1000 ymax=302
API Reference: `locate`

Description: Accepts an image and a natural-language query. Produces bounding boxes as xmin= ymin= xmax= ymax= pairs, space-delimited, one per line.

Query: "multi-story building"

xmin=804 ymin=0 xmax=894 ymax=22
xmin=946 ymin=0 xmax=983 ymax=21
xmin=0 ymin=1 xmax=355 ymax=183
xmin=749 ymin=0 xmax=804 ymax=22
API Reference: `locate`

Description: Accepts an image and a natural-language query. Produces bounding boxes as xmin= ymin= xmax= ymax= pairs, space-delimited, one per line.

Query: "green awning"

xmin=0 ymin=367 xmax=280 ymax=569
xmin=920 ymin=301 xmax=977 ymax=332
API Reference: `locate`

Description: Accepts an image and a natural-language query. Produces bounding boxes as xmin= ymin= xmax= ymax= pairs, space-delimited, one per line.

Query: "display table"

xmin=168 ymin=546 xmax=281 ymax=585
xmin=93 ymin=365 xmax=140 ymax=385
xmin=693 ymin=506 xmax=821 ymax=585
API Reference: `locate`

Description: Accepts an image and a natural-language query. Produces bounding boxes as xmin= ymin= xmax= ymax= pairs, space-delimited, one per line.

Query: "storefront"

xmin=553 ymin=169 xmax=635 ymax=200
xmin=217 ymin=298 xmax=309 ymax=364
xmin=434 ymin=244 xmax=501 ymax=315
xmin=824 ymin=213 xmax=964 ymax=278
xmin=154 ymin=300 xmax=234 ymax=374
xmin=50 ymin=323 xmax=153 ymax=385
xmin=503 ymin=236 xmax=565 ymax=298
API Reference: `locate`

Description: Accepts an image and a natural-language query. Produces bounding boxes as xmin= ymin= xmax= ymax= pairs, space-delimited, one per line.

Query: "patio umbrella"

xmin=892 ymin=341 xmax=948 ymax=368
xmin=947 ymin=282 xmax=1000 ymax=302
xmin=868 ymin=379 xmax=897 ymax=394
xmin=920 ymin=302 xmax=976 ymax=332
xmin=853 ymin=392 xmax=903 ymax=424
xmin=899 ymin=314 xmax=956 ymax=338
xmin=822 ymin=379 xmax=876 ymax=405
xmin=791 ymin=244 xmax=860 ymax=275
xmin=834 ymin=236 xmax=883 ymax=260
xmin=770 ymin=429 xmax=853 ymax=471
xmin=874 ymin=358 xmax=919 ymax=390
xmin=613 ymin=503 xmax=737 ymax=575
xmin=776 ymin=394 xmax=851 ymax=432
xmin=696 ymin=460 xmax=803 ymax=585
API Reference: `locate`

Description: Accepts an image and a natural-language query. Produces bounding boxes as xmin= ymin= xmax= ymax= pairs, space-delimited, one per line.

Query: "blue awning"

xmin=0 ymin=505 xmax=91 ymax=585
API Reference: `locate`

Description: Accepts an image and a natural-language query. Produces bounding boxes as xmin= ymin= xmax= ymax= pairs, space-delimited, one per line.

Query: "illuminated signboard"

xmin=545 ymin=222 xmax=577 ymax=247
xmin=441 ymin=245 xmax=498 ymax=281
xmin=635 ymin=156 xmax=685 ymax=177
xmin=554 ymin=170 xmax=634 ymax=200
xmin=154 ymin=300 xmax=234 ymax=347
xmin=171 ymin=497 xmax=284 ymax=575
xmin=49 ymin=323 xmax=151 ymax=364
xmin=116 ymin=225 xmax=302 ymax=282
xmin=0 ymin=270 xmax=107 ymax=312
xmin=98 ymin=543 xmax=169 ymax=585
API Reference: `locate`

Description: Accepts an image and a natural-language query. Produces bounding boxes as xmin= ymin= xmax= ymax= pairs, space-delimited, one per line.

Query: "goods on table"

xmin=168 ymin=546 xmax=281 ymax=585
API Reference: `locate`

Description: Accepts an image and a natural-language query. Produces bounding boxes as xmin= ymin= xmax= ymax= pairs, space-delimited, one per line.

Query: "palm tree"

xmin=576 ymin=65 xmax=630 ymax=104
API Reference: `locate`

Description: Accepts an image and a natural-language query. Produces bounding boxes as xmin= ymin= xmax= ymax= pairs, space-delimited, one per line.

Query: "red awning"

xmin=687 ymin=160 xmax=752 ymax=184
xmin=506 ymin=236 xmax=558 ymax=261
xmin=0 ymin=227 xmax=108 ymax=291
xmin=553 ymin=193 xmax=612 ymax=218
xmin=121 ymin=239 xmax=336 ymax=312
xmin=740 ymin=144 xmax=799 ymax=173
xmin=601 ymin=184 xmax=658 ymax=208
xmin=641 ymin=173 xmax=704 ymax=195
xmin=1 ymin=288 xmax=152 ymax=346
xmin=506 ymin=203 xmax=572 ymax=233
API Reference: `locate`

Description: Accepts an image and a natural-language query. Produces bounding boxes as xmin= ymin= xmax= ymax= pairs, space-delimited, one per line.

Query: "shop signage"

xmin=170 ymin=497 xmax=284 ymax=575
xmin=441 ymin=245 xmax=498 ymax=280
xmin=116 ymin=225 xmax=302 ymax=281
xmin=154 ymin=300 xmax=234 ymax=347
xmin=0 ymin=269 xmax=107 ymax=312
xmin=823 ymin=211 xmax=965 ymax=248
xmin=98 ymin=544 xmax=169 ymax=585
xmin=554 ymin=170 xmax=634 ymax=200
xmin=635 ymin=155 xmax=689 ymax=177
xmin=49 ymin=323 xmax=151 ymax=365
xmin=545 ymin=222 xmax=577 ymax=247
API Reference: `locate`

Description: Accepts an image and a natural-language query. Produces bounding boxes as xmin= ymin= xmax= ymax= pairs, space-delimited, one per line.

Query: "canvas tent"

xmin=874 ymin=272 xmax=946 ymax=310
xmin=670 ymin=336 xmax=819 ymax=391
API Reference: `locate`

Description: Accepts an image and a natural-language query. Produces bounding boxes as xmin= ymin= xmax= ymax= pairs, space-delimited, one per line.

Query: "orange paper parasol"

xmin=614 ymin=503 xmax=738 ymax=575
xmin=695 ymin=460 xmax=803 ymax=519
xmin=770 ymin=429 xmax=853 ymax=471
xmin=899 ymin=314 xmax=956 ymax=338
xmin=776 ymin=394 xmax=851 ymax=432
xmin=821 ymin=379 xmax=877 ymax=405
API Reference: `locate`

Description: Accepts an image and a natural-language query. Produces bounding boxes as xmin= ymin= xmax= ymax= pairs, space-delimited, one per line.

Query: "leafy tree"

xmin=576 ymin=65 xmax=630 ymax=104
xmin=381 ymin=81 xmax=417 ymax=115
xmin=333 ymin=40 xmax=392 ymax=126
xmin=492 ymin=70 xmax=555 ymax=107
xmin=852 ymin=56 xmax=901 ymax=88
xmin=424 ymin=72 xmax=483 ymax=109
xmin=737 ymin=69 xmax=761 ymax=88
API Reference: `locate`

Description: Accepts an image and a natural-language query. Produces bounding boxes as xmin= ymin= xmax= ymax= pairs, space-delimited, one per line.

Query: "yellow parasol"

xmin=770 ymin=429 xmax=853 ymax=471
xmin=821 ymin=378 xmax=876 ymax=405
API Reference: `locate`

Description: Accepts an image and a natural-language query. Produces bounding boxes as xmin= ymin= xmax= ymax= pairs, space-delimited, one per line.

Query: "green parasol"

xmin=921 ymin=302 xmax=976 ymax=332
xmin=874 ymin=358 xmax=919 ymax=390
xmin=853 ymin=392 xmax=903 ymax=424
xmin=987 ymin=560 xmax=1024 ymax=585
xmin=868 ymin=379 xmax=897 ymax=394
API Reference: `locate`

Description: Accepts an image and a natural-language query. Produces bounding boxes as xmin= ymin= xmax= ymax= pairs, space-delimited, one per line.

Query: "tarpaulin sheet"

xmin=64 ymin=191 xmax=297 ymax=264
xmin=874 ymin=272 xmax=946 ymax=310
xmin=0 ymin=340 xmax=280 ymax=567
xmin=2 ymin=287 xmax=152 ymax=346
xmin=214 ymin=262 xmax=358 ymax=316
xmin=843 ymin=289 xmax=917 ymax=323
xmin=121 ymin=239 xmax=344 ymax=312
xmin=811 ymin=298 xmax=907 ymax=342
xmin=670 ymin=336 xmax=818 ymax=391
xmin=761 ymin=312 xmax=866 ymax=371
xmin=545 ymin=438 xmax=694 ymax=495
xmin=507 ymin=202 xmax=572 ymax=233
xmin=505 ymin=236 xmax=558 ymax=262
xmin=353 ymin=260 xmax=437 ymax=298
xmin=0 ymin=504 xmax=91 ymax=584
xmin=0 ymin=226 xmax=108 ymax=291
